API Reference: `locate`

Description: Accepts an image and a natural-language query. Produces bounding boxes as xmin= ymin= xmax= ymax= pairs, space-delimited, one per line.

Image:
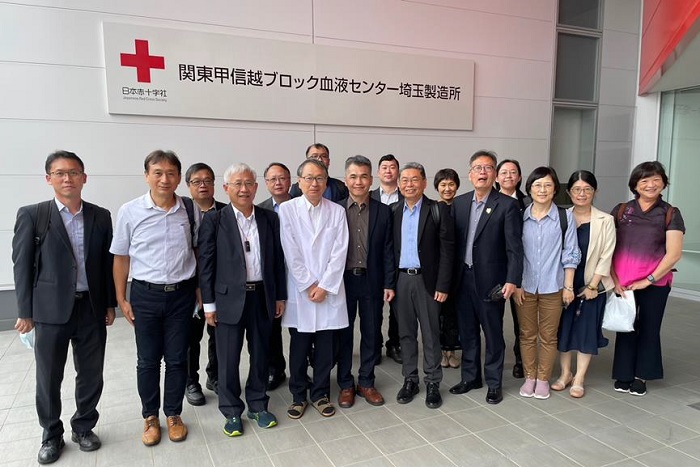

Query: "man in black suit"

xmin=258 ymin=162 xmax=292 ymax=390
xmin=13 ymin=150 xmax=116 ymax=464
xmin=198 ymin=163 xmax=287 ymax=437
xmin=370 ymin=154 xmax=404 ymax=364
xmin=289 ymin=143 xmax=348 ymax=201
xmin=392 ymin=162 xmax=454 ymax=409
xmin=449 ymin=150 xmax=523 ymax=405
xmin=336 ymin=155 xmax=395 ymax=409
xmin=184 ymin=162 xmax=227 ymax=405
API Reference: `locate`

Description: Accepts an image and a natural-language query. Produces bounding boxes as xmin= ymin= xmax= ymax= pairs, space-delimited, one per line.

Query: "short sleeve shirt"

xmin=611 ymin=198 xmax=685 ymax=287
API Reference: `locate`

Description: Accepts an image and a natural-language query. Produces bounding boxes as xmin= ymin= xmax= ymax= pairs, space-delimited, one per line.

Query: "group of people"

xmin=13 ymin=146 xmax=684 ymax=464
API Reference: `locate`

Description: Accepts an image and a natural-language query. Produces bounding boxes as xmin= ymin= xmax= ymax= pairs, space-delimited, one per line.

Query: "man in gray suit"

xmin=13 ymin=150 xmax=116 ymax=464
xmin=198 ymin=163 xmax=287 ymax=437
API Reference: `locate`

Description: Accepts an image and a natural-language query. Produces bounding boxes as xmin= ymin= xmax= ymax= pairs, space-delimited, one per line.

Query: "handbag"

xmin=602 ymin=292 xmax=636 ymax=332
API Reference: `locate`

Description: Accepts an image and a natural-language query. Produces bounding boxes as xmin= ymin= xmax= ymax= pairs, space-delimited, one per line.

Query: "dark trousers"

xmin=508 ymin=297 xmax=522 ymax=363
xmin=131 ymin=279 xmax=196 ymax=418
xmin=613 ymin=285 xmax=671 ymax=381
xmin=34 ymin=294 xmax=106 ymax=442
xmin=216 ymin=288 xmax=271 ymax=418
xmin=337 ymin=273 xmax=382 ymax=389
xmin=187 ymin=310 xmax=218 ymax=386
xmin=289 ymin=328 xmax=334 ymax=403
xmin=456 ymin=266 xmax=506 ymax=389
xmin=379 ymin=301 xmax=401 ymax=350
xmin=394 ymin=272 xmax=442 ymax=385
xmin=267 ymin=316 xmax=287 ymax=376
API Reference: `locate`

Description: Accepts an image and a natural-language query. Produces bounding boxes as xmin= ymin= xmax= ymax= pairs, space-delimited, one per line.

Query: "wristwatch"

xmin=586 ymin=284 xmax=597 ymax=291
xmin=647 ymin=274 xmax=656 ymax=284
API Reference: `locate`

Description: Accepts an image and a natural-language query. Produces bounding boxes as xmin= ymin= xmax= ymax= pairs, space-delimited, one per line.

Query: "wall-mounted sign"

xmin=103 ymin=22 xmax=474 ymax=130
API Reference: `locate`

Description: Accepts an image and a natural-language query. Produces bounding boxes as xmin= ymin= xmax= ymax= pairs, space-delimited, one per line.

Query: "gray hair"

xmin=345 ymin=155 xmax=372 ymax=171
xmin=297 ymin=159 xmax=329 ymax=177
xmin=223 ymin=162 xmax=256 ymax=182
xmin=399 ymin=162 xmax=426 ymax=179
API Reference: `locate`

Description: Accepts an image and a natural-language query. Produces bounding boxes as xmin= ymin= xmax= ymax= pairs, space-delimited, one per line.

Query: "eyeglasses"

xmin=531 ymin=183 xmax=554 ymax=191
xmin=48 ymin=170 xmax=83 ymax=179
xmin=470 ymin=165 xmax=496 ymax=173
xmin=225 ymin=180 xmax=256 ymax=189
xmin=308 ymin=154 xmax=330 ymax=160
xmin=498 ymin=170 xmax=519 ymax=177
xmin=570 ymin=186 xmax=594 ymax=195
xmin=265 ymin=176 xmax=289 ymax=184
xmin=187 ymin=179 xmax=215 ymax=187
xmin=300 ymin=175 xmax=328 ymax=184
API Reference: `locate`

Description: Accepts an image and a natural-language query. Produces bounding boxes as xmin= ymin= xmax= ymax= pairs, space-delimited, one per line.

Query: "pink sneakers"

xmin=519 ymin=378 xmax=536 ymax=398
xmin=534 ymin=379 xmax=550 ymax=400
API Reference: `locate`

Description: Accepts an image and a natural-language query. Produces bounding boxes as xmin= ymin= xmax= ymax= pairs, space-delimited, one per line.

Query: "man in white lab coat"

xmin=279 ymin=159 xmax=349 ymax=419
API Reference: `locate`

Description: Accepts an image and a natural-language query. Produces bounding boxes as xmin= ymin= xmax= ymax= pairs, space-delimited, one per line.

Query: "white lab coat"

xmin=279 ymin=196 xmax=349 ymax=332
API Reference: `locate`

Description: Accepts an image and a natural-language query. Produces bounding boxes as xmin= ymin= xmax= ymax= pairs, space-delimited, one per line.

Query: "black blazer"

xmin=258 ymin=197 xmax=275 ymax=212
xmin=289 ymin=177 xmax=348 ymax=202
xmin=12 ymin=200 xmax=116 ymax=324
xmin=198 ymin=205 xmax=287 ymax=325
xmin=452 ymin=190 xmax=524 ymax=298
xmin=339 ymin=197 xmax=396 ymax=297
xmin=392 ymin=196 xmax=455 ymax=295
xmin=370 ymin=187 xmax=404 ymax=204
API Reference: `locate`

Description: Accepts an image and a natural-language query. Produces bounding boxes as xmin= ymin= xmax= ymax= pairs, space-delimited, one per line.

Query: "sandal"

xmin=312 ymin=397 xmax=335 ymax=417
xmin=287 ymin=401 xmax=308 ymax=419
xmin=570 ymin=384 xmax=585 ymax=398
xmin=551 ymin=375 xmax=573 ymax=391
xmin=448 ymin=352 xmax=460 ymax=369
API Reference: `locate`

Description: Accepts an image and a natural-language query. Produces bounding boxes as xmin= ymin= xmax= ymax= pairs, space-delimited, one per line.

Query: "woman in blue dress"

xmin=552 ymin=171 xmax=616 ymax=398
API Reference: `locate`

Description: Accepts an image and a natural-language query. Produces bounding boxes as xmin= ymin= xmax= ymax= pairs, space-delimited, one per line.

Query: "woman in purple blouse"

xmin=610 ymin=161 xmax=684 ymax=396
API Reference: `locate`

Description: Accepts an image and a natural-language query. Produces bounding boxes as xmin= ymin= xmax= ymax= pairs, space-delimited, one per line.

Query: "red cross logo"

xmin=120 ymin=39 xmax=165 ymax=83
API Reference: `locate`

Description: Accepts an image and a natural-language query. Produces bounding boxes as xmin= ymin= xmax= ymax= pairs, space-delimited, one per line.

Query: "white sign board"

xmin=103 ymin=23 xmax=474 ymax=130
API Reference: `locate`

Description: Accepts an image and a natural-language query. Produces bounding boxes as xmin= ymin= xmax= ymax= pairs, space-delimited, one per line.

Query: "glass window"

xmin=558 ymin=0 xmax=601 ymax=30
xmin=550 ymin=106 xmax=597 ymax=204
xmin=555 ymin=33 xmax=599 ymax=102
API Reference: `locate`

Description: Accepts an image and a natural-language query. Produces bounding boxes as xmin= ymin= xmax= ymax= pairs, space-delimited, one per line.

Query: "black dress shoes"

xmin=396 ymin=379 xmax=419 ymax=404
xmin=267 ymin=371 xmax=287 ymax=391
xmin=486 ymin=387 xmax=503 ymax=405
xmin=205 ymin=377 xmax=219 ymax=395
xmin=386 ymin=345 xmax=403 ymax=364
xmin=425 ymin=383 xmax=442 ymax=409
xmin=449 ymin=380 xmax=483 ymax=395
xmin=512 ymin=362 xmax=524 ymax=379
xmin=38 ymin=437 xmax=64 ymax=464
xmin=71 ymin=430 xmax=101 ymax=452
xmin=185 ymin=383 xmax=205 ymax=406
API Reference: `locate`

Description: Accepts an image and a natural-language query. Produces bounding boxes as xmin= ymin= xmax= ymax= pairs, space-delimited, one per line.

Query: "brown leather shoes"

xmin=142 ymin=415 xmax=161 ymax=446
xmin=166 ymin=415 xmax=188 ymax=442
xmin=356 ymin=385 xmax=385 ymax=406
xmin=338 ymin=387 xmax=355 ymax=408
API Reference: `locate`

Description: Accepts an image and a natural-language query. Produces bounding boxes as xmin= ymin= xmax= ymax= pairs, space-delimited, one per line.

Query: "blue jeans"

xmin=131 ymin=278 xmax=196 ymax=418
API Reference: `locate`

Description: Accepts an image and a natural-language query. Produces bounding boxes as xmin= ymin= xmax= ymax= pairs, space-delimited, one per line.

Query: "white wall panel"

xmin=595 ymin=175 xmax=631 ymax=213
xmin=0 ymin=3 xmax=311 ymax=67
xmin=602 ymin=30 xmax=641 ymax=71
xmin=0 ymin=232 xmax=13 ymax=288
xmin=598 ymin=105 xmax=635 ymax=142
xmin=595 ymin=141 xmax=633 ymax=177
xmin=7 ymin=0 xmax=312 ymax=36
xmin=314 ymin=0 xmax=555 ymax=62
xmin=599 ymin=68 xmax=638 ymax=107
xmin=402 ymin=0 xmax=556 ymax=21
xmin=604 ymin=0 xmax=642 ymax=34
xmin=0 ymin=120 xmax=313 ymax=177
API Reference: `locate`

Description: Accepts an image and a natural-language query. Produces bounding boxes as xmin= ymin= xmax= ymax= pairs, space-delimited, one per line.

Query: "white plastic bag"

xmin=602 ymin=292 xmax=636 ymax=332
xmin=20 ymin=328 xmax=35 ymax=349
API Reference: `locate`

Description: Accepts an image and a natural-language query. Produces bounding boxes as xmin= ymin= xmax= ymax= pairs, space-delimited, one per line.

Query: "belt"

xmin=398 ymin=268 xmax=422 ymax=276
xmin=133 ymin=278 xmax=194 ymax=292
xmin=245 ymin=281 xmax=264 ymax=291
xmin=74 ymin=291 xmax=89 ymax=300
xmin=346 ymin=267 xmax=367 ymax=276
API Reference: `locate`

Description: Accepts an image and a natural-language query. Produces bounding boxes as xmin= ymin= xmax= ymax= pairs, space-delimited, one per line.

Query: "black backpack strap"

xmin=665 ymin=205 xmax=675 ymax=228
xmin=615 ymin=202 xmax=628 ymax=228
xmin=182 ymin=197 xmax=196 ymax=240
xmin=431 ymin=202 xmax=440 ymax=225
xmin=557 ymin=206 xmax=567 ymax=249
